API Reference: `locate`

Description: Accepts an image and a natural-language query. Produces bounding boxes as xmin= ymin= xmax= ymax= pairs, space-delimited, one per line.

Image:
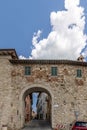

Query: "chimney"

xmin=77 ymin=55 xmax=84 ymax=62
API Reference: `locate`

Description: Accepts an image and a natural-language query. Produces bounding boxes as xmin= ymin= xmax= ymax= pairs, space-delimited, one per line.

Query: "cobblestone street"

xmin=21 ymin=120 xmax=53 ymax=130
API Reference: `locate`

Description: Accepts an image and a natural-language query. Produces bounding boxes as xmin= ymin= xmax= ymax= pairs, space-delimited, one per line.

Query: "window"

xmin=25 ymin=66 xmax=31 ymax=75
xmin=77 ymin=69 xmax=82 ymax=77
xmin=51 ymin=67 xmax=57 ymax=76
xmin=75 ymin=121 xmax=87 ymax=127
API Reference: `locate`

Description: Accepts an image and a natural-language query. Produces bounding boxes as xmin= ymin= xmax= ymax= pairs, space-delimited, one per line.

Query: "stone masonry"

xmin=0 ymin=49 xmax=87 ymax=130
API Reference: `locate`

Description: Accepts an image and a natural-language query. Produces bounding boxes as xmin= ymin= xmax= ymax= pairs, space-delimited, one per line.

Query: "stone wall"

xmin=0 ymin=56 xmax=12 ymax=130
xmin=0 ymin=55 xmax=87 ymax=130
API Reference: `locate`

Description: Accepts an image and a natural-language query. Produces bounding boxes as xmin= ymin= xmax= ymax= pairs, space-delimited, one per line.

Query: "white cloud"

xmin=32 ymin=30 xmax=42 ymax=46
xmin=82 ymin=48 xmax=87 ymax=58
xmin=65 ymin=0 xmax=80 ymax=10
xmin=30 ymin=0 xmax=87 ymax=60
xmin=19 ymin=55 xmax=26 ymax=59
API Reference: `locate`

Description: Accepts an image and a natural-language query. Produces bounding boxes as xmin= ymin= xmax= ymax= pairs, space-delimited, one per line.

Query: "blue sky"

xmin=32 ymin=93 xmax=38 ymax=112
xmin=0 ymin=0 xmax=64 ymax=57
xmin=0 ymin=0 xmax=87 ymax=60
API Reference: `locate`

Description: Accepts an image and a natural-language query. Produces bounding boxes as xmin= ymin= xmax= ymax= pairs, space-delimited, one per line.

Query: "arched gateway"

xmin=19 ymin=84 xmax=53 ymax=128
xmin=0 ymin=49 xmax=87 ymax=130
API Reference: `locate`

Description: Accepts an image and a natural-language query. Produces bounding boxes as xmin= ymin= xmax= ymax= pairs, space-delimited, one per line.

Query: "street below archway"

xmin=22 ymin=120 xmax=52 ymax=130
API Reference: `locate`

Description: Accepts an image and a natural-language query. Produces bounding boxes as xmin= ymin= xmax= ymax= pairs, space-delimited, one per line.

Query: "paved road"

xmin=22 ymin=120 xmax=53 ymax=130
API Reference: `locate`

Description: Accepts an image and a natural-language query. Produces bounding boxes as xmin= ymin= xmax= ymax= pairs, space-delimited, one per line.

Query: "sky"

xmin=0 ymin=0 xmax=87 ymax=60
xmin=32 ymin=93 xmax=38 ymax=112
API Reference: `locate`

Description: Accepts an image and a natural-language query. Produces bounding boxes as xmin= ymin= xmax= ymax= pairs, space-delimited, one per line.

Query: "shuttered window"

xmin=51 ymin=67 xmax=57 ymax=76
xmin=25 ymin=66 xmax=31 ymax=75
xmin=77 ymin=69 xmax=82 ymax=77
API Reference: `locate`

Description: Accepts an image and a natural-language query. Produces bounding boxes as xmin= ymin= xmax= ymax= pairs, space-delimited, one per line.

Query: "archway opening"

xmin=22 ymin=87 xmax=52 ymax=126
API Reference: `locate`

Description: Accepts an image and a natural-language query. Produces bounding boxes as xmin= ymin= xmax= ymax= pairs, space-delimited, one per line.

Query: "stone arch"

xmin=19 ymin=83 xmax=54 ymax=128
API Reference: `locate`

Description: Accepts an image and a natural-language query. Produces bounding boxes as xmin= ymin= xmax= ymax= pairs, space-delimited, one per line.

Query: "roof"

xmin=9 ymin=59 xmax=87 ymax=66
xmin=0 ymin=49 xmax=87 ymax=66
xmin=0 ymin=49 xmax=18 ymax=59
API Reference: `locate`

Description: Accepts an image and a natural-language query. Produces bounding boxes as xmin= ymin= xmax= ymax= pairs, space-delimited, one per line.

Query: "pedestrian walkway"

xmin=22 ymin=120 xmax=53 ymax=130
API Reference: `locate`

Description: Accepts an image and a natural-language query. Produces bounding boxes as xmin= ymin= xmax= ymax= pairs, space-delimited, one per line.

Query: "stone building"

xmin=25 ymin=94 xmax=32 ymax=122
xmin=37 ymin=92 xmax=51 ymax=120
xmin=0 ymin=49 xmax=87 ymax=130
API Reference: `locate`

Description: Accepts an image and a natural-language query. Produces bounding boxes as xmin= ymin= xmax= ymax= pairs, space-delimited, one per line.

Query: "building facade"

xmin=0 ymin=49 xmax=87 ymax=130
xmin=25 ymin=94 xmax=32 ymax=122
xmin=37 ymin=92 xmax=51 ymax=120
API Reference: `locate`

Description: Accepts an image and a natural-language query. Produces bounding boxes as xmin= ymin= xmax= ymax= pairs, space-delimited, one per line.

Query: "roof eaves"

xmin=0 ymin=49 xmax=18 ymax=59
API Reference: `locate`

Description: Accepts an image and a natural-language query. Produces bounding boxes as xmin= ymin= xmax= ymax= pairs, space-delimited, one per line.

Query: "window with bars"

xmin=77 ymin=69 xmax=82 ymax=77
xmin=51 ymin=67 xmax=57 ymax=76
xmin=25 ymin=66 xmax=31 ymax=75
